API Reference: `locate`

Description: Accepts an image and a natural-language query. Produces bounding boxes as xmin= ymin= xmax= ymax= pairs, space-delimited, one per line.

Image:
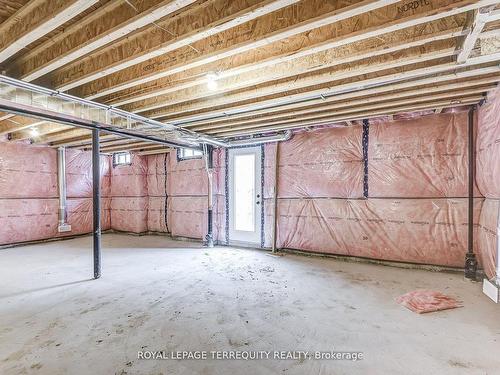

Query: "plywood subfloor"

xmin=0 ymin=234 xmax=499 ymax=374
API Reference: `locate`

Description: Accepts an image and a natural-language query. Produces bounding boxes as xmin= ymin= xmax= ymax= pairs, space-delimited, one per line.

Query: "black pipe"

xmin=464 ymin=107 xmax=477 ymax=280
xmin=92 ymin=129 xmax=101 ymax=279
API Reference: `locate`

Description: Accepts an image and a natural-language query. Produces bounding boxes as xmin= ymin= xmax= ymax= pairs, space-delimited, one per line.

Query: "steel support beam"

xmin=92 ymin=129 xmax=101 ymax=279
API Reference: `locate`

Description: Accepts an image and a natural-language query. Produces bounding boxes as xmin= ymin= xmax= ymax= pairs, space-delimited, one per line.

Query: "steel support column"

xmin=92 ymin=129 xmax=101 ymax=279
xmin=465 ymin=107 xmax=477 ymax=280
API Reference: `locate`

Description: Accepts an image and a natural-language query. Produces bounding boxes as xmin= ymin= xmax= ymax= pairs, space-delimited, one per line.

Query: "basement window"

xmin=177 ymin=148 xmax=203 ymax=161
xmin=113 ymin=152 xmax=131 ymax=167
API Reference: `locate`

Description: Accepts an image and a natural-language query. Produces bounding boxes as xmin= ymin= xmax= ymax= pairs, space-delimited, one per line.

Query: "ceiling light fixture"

xmin=206 ymin=73 xmax=219 ymax=91
xmin=30 ymin=128 xmax=39 ymax=137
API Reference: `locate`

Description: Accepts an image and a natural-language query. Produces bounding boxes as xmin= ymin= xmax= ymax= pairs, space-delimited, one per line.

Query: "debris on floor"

xmin=396 ymin=289 xmax=463 ymax=314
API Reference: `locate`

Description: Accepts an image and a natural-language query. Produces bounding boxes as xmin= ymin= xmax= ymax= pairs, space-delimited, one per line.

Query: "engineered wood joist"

xmin=8 ymin=0 xmax=199 ymax=82
xmin=216 ymin=97 xmax=482 ymax=137
xmin=74 ymin=0 xmax=496 ymax=103
xmin=50 ymin=133 xmax=118 ymax=147
xmin=172 ymin=67 xmax=500 ymax=125
xmin=0 ymin=116 xmax=44 ymax=135
xmin=189 ymin=84 xmax=497 ymax=132
xmin=66 ymin=0 xmax=399 ymax=98
xmin=457 ymin=7 xmax=494 ymax=63
xmin=71 ymin=137 xmax=133 ymax=149
xmin=117 ymin=21 xmax=468 ymax=112
xmin=51 ymin=0 xmax=305 ymax=92
xmin=98 ymin=142 xmax=167 ymax=153
xmin=32 ymin=128 xmax=92 ymax=144
xmin=156 ymin=52 xmax=500 ymax=123
xmin=0 ymin=0 xmax=98 ymax=64
xmin=136 ymin=148 xmax=173 ymax=155
xmin=207 ymin=93 xmax=486 ymax=135
xmin=131 ymin=39 xmax=460 ymax=116
xmin=2 ymin=0 xmax=500 ymax=144
xmin=181 ymin=75 xmax=500 ymax=128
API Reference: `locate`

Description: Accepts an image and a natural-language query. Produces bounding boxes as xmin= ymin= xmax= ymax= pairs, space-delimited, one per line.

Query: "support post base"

xmin=464 ymin=253 xmax=478 ymax=281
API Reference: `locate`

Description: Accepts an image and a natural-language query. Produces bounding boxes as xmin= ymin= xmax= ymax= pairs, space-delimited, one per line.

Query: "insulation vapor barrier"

xmin=0 ymin=144 xmax=111 ymax=245
xmin=476 ymin=87 xmax=500 ymax=280
xmin=110 ymin=153 xmax=148 ymax=233
xmin=1 ymin=92 xmax=498 ymax=273
xmin=263 ymin=110 xmax=491 ymax=269
xmin=166 ymin=153 xmax=208 ymax=239
xmin=265 ymin=198 xmax=480 ymax=267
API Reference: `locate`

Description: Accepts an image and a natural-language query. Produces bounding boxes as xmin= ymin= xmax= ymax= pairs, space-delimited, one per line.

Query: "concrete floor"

xmin=0 ymin=234 xmax=499 ymax=375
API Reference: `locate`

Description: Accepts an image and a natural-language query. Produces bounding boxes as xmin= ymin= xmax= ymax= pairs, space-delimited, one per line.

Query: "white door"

xmin=228 ymin=146 xmax=262 ymax=245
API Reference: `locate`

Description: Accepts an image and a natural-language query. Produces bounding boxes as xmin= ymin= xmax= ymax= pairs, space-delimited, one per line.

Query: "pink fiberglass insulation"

xmin=477 ymin=199 xmax=500 ymax=280
xmin=396 ymin=290 xmax=463 ymax=314
xmin=213 ymin=148 xmax=226 ymax=196
xmin=368 ymin=112 xmax=469 ymax=198
xmin=213 ymin=148 xmax=226 ymax=243
xmin=0 ymin=141 xmax=57 ymax=198
xmin=273 ymin=126 xmax=363 ymax=198
xmin=66 ymin=197 xmax=111 ymax=234
xmin=147 ymin=196 xmax=167 ymax=233
xmin=110 ymin=197 xmax=148 ymax=233
xmin=109 ymin=153 xmax=148 ymax=233
xmin=66 ymin=149 xmax=111 ymax=198
xmin=476 ymin=87 xmax=500 ymax=198
xmin=0 ymin=198 xmax=58 ymax=244
xmin=146 ymin=154 xmax=167 ymax=198
xmin=167 ymin=151 xmax=207 ymax=196
xmin=474 ymin=88 xmax=500 ymax=281
xmin=0 ymin=141 xmax=112 ymax=245
xmin=110 ymin=153 xmax=147 ymax=197
xmin=145 ymin=154 xmax=168 ymax=233
xmin=168 ymin=196 xmax=207 ymax=239
xmin=267 ymin=198 xmax=477 ymax=267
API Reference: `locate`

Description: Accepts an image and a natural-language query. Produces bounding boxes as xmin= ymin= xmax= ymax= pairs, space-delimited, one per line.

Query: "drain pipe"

xmin=57 ymin=147 xmax=71 ymax=232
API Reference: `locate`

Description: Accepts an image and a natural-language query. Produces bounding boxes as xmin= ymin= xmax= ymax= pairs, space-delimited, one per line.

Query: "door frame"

xmin=226 ymin=145 xmax=264 ymax=247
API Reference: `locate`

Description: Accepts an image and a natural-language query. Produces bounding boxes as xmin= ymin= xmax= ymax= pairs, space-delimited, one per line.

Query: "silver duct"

xmin=57 ymin=147 xmax=72 ymax=232
xmin=225 ymin=130 xmax=293 ymax=147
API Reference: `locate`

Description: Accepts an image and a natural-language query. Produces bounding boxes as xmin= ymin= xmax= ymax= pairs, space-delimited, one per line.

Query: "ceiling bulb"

xmin=206 ymin=73 xmax=219 ymax=91
xmin=207 ymin=79 xmax=218 ymax=90
xmin=30 ymin=128 xmax=39 ymax=136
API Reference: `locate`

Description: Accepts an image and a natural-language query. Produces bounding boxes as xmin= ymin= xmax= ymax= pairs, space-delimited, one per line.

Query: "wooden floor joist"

xmin=208 ymin=94 xmax=485 ymax=135
xmin=0 ymin=0 xmax=499 ymax=145
xmin=174 ymin=68 xmax=500 ymax=126
xmin=190 ymin=84 xmax=497 ymax=132
xmin=75 ymin=0 xmax=497 ymax=103
xmin=181 ymin=75 xmax=500 ymax=128
xmin=216 ymin=97 xmax=482 ymax=137
xmin=132 ymin=40 xmax=460 ymax=117
xmin=0 ymin=0 xmax=98 ymax=64
xmin=159 ymin=57 xmax=500 ymax=124
xmin=9 ymin=0 xmax=198 ymax=82
xmin=52 ymin=0 xmax=305 ymax=92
